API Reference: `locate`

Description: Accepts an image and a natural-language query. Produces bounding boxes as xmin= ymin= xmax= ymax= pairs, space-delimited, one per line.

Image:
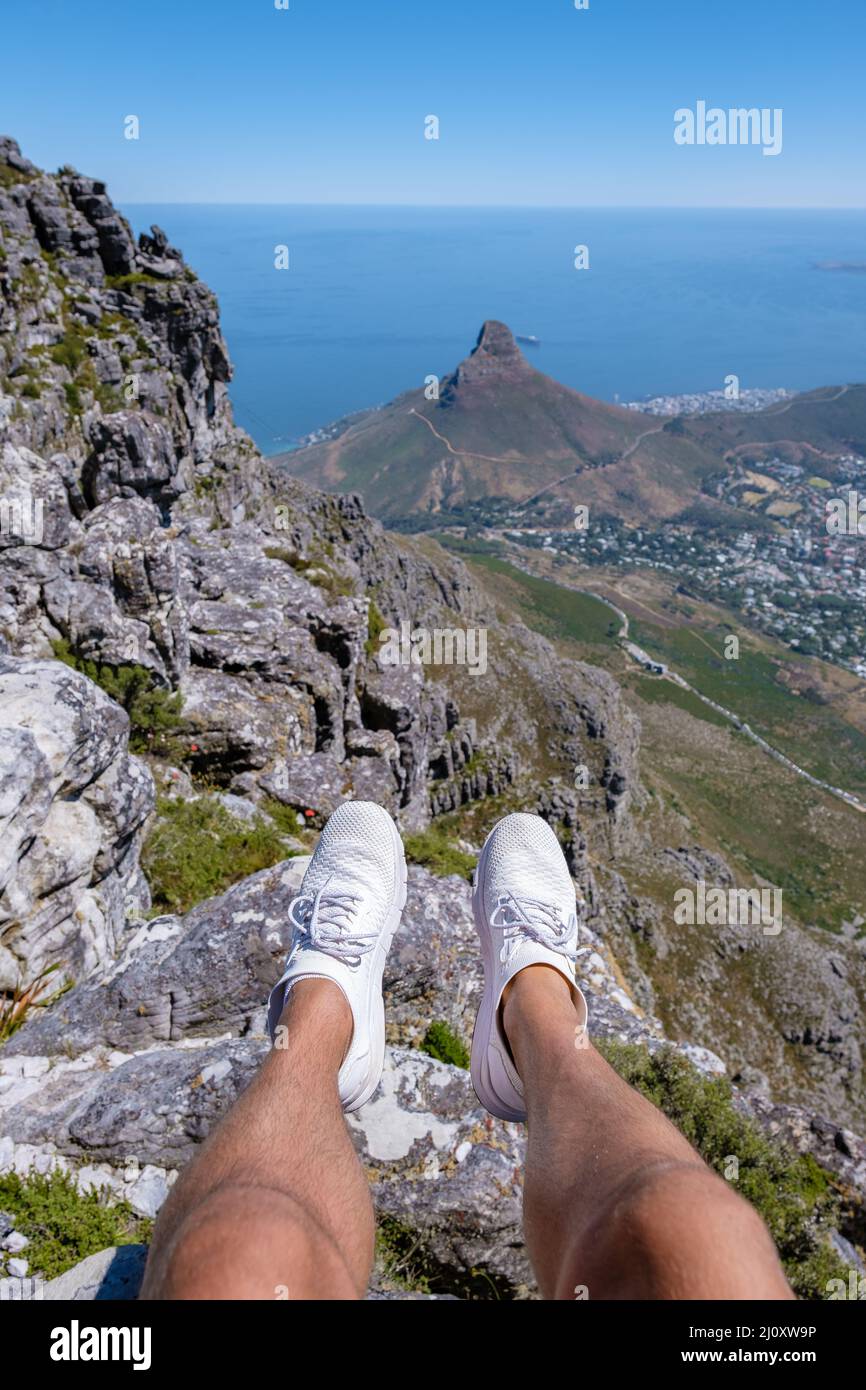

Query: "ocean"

xmin=123 ymin=205 xmax=866 ymax=457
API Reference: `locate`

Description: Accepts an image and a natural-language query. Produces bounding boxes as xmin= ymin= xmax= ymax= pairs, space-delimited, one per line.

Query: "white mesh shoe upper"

xmin=294 ymin=799 xmax=400 ymax=942
xmin=470 ymin=812 xmax=588 ymax=1122
xmin=267 ymin=800 xmax=406 ymax=1112
xmin=480 ymin=812 xmax=580 ymax=966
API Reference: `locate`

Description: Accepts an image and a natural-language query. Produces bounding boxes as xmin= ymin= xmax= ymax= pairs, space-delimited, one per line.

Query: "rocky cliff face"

xmin=446 ymin=318 xmax=532 ymax=392
xmin=0 ymin=659 xmax=153 ymax=993
xmin=0 ymin=137 xmax=640 ymax=991
xmin=0 ymin=137 xmax=484 ymax=829
xmin=1 ymin=137 xmax=864 ymax=1297
xmin=0 ymin=136 xmax=239 ymax=473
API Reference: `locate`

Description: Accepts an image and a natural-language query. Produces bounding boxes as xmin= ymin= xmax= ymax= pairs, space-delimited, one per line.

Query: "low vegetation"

xmin=0 ymin=964 xmax=69 ymax=1047
xmin=457 ymin=552 xmax=621 ymax=651
xmin=630 ymin=613 xmax=866 ymax=796
xmin=263 ymin=544 xmax=355 ymax=599
xmin=420 ymin=1020 xmax=470 ymax=1069
xmin=50 ymin=322 xmax=90 ymax=374
xmin=0 ymin=161 xmax=38 ymax=190
xmin=104 ymin=272 xmax=163 ymax=291
xmin=142 ymin=795 xmax=297 ymax=915
xmin=403 ymin=823 xmax=475 ymax=880
xmin=0 ymin=1168 xmax=152 ymax=1281
xmin=365 ymin=597 xmax=387 ymax=654
xmin=52 ymin=641 xmax=187 ymax=756
xmin=629 ymin=672 xmax=729 ymax=727
xmin=374 ymin=1214 xmax=510 ymax=1300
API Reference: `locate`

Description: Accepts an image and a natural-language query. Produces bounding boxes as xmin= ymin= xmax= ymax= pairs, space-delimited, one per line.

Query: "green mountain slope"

xmin=276 ymin=321 xmax=667 ymax=521
xmin=276 ymin=324 xmax=866 ymax=527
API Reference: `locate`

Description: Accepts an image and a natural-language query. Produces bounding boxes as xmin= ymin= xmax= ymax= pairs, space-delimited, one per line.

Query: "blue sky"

xmin=2 ymin=0 xmax=864 ymax=206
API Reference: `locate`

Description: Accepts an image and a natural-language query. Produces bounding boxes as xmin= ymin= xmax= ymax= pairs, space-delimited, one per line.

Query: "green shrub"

xmin=52 ymin=641 xmax=186 ymax=756
xmin=75 ymin=359 xmax=99 ymax=395
xmin=420 ymin=1020 xmax=470 ymax=1069
xmin=264 ymin=545 xmax=354 ymax=599
xmin=596 ymin=1039 xmax=850 ymax=1299
xmin=104 ymin=272 xmax=163 ymax=291
xmin=365 ymin=598 xmax=386 ymax=655
xmin=260 ymin=796 xmax=316 ymax=840
xmin=95 ymin=381 xmax=124 ymax=413
xmin=0 ymin=162 xmax=38 ymax=190
xmin=50 ymin=324 xmax=90 ymax=373
xmin=96 ymin=310 xmax=133 ymax=339
xmin=314 ymin=564 xmax=355 ymax=598
xmin=0 ymin=1168 xmax=152 ymax=1281
xmin=142 ymin=795 xmax=296 ymax=915
xmin=403 ymin=823 xmax=475 ymax=880
xmin=263 ymin=544 xmax=302 ymax=566
xmin=14 ymin=263 xmax=44 ymax=299
xmin=375 ymin=1214 xmax=432 ymax=1293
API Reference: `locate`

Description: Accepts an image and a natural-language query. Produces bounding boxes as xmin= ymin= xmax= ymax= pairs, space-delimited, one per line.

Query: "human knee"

xmin=556 ymin=1159 xmax=773 ymax=1299
xmin=143 ymin=1184 xmax=356 ymax=1300
xmin=611 ymin=1159 xmax=752 ymax=1244
xmin=612 ymin=1160 xmax=784 ymax=1296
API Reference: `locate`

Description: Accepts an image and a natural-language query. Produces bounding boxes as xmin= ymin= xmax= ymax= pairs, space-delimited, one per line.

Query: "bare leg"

xmin=141 ymin=980 xmax=372 ymax=1300
xmin=504 ymin=965 xmax=794 ymax=1301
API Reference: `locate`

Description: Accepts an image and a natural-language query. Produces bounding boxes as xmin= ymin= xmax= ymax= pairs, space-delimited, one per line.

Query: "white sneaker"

xmin=470 ymin=812 xmax=588 ymax=1122
xmin=267 ymin=800 xmax=407 ymax=1112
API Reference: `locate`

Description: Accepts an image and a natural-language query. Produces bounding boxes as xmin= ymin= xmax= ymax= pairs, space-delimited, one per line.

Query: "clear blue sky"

xmin=2 ymin=0 xmax=864 ymax=206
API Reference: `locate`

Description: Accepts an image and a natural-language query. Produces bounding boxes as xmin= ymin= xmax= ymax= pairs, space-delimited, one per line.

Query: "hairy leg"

xmin=141 ymin=980 xmax=372 ymax=1300
xmin=505 ymin=965 xmax=793 ymax=1301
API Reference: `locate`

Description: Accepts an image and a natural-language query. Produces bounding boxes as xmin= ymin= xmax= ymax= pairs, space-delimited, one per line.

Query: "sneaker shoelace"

xmin=490 ymin=891 xmax=589 ymax=967
xmin=288 ymin=883 xmax=378 ymax=969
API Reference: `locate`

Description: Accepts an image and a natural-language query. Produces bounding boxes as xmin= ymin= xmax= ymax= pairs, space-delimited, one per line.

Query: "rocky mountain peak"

xmin=452 ymin=319 xmax=529 ymax=387
xmin=0 ymin=135 xmax=38 ymax=178
xmin=0 ymin=134 xmax=245 ymax=489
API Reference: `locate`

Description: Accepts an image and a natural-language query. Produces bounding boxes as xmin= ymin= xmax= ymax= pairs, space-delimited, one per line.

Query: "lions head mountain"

xmin=277 ymin=320 xmax=866 ymax=529
xmin=1 ymin=137 xmax=865 ymax=1297
xmin=277 ymin=319 xmax=655 ymax=524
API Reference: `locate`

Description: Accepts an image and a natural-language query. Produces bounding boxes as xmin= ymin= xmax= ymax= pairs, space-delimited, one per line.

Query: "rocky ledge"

xmin=2 ymin=845 xmax=863 ymax=1298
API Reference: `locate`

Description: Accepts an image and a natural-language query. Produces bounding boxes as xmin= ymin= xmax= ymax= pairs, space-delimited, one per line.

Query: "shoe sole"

xmin=469 ymin=834 xmax=527 ymax=1123
xmin=341 ymin=812 xmax=408 ymax=1113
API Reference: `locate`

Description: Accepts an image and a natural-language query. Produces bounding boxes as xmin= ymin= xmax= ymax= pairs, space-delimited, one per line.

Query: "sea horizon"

xmin=123 ymin=202 xmax=866 ymax=211
xmin=123 ymin=203 xmax=866 ymax=456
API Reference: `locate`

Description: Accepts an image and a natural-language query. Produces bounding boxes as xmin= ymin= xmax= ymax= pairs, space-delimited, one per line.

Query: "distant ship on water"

xmin=516 ymin=334 xmax=541 ymax=347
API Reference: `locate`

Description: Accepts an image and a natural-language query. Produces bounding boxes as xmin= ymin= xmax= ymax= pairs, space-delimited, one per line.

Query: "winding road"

xmin=589 ymin=585 xmax=866 ymax=814
xmin=503 ymin=554 xmax=866 ymax=816
xmin=407 ymin=408 xmax=524 ymax=466
xmin=408 ymin=407 xmax=667 ymax=510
